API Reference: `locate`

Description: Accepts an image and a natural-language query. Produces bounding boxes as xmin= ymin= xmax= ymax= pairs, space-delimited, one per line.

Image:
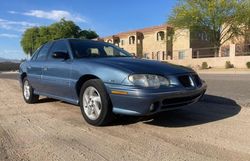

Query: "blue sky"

xmin=0 ymin=0 xmax=177 ymax=60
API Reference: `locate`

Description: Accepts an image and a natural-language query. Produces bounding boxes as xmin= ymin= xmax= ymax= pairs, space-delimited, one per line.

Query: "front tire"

xmin=79 ymin=79 xmax=113 ymax=126
xmin=22 ymin=77 xmax=39 ymax=103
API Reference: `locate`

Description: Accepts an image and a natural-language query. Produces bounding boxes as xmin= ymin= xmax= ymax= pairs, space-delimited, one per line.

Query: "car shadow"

xmin=110 ymin=94 xmax=241 ymax=127
xmin=37 ymin=97 xmax=59 ymax=103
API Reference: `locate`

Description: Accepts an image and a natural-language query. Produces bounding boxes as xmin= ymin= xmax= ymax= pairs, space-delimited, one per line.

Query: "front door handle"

xmin=43 ymin=67 xmax=48 ymax=71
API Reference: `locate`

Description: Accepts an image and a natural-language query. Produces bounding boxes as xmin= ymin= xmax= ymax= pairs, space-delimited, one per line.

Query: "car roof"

xmin=53 ymin=38 xmax=97 ymax=43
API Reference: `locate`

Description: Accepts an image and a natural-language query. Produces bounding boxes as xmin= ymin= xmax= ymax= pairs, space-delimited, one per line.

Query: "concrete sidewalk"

xmin=196 ymin=68 xmax=250 ymax=74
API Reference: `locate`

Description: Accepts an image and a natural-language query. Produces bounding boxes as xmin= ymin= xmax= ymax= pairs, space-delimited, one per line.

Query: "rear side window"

xmin=30 ymin=48 xmax=41 ymax=61
xmin=36 ymin=42 xmax=52 ymax=60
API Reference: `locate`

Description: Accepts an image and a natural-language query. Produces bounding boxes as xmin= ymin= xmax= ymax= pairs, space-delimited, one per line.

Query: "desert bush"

xmin=201 ymin=62 xmax=208 ymax=69
xmin=246 ymin=62 xmax=250 ymax=69
xmin=225 ymin=61 xmax=234 ymax=69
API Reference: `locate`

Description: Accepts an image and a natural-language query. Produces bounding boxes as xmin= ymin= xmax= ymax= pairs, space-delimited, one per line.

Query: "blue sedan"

xmin=19 ymin=39 xmax=207 ymax=126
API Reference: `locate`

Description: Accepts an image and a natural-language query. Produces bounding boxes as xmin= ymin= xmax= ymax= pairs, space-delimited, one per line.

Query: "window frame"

xmin=30 ymin=47 xmax=42 ymax=61
xmin=156 ymin=31 xmax=165 ymax=41
xmin=178 ymin=51 xmax=185 ymax=60
xmin=129 ymin=36 xmax=135 ymax=45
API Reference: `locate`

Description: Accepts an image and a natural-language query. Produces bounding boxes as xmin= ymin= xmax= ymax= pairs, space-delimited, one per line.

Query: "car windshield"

xmin=70 ymin=39 xmax=132 ymax=58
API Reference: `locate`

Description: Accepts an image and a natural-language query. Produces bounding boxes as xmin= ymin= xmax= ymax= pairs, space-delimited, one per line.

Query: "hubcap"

xmin=23 ymin=80 xmax=30 ymax=100
xmin=83 ymin=86 xmax=102 ymax=120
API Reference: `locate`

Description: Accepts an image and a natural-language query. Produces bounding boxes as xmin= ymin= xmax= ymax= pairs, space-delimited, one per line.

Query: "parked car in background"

xmin=19 ymin=39 xmax=207 ymax=126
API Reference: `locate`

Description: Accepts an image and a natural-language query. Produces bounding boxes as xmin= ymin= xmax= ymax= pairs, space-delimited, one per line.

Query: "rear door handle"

xmin=43 ymin=67 xmax=48 ymax=71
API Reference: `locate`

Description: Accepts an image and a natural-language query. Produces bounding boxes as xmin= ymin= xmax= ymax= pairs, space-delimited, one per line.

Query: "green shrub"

xmin=246 ymin=62 xmax=250 ymax=69
xmin=201 ymin=62 xmax=208 ymax=69
xmin=225 ymin=61 xmax=234 ymax=69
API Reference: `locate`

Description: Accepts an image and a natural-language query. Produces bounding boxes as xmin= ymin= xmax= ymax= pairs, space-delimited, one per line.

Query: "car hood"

xmin=82 ymin=57 xmax=194 ymax=75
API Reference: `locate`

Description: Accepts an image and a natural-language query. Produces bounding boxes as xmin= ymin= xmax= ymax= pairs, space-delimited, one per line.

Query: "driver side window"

xmin=48 ymin=41 xmax=69 ymax=60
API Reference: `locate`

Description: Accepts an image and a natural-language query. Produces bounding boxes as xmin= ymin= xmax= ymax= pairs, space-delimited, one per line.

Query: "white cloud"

xmin=23 ymin=10 xmax=86 ymax=23
xmin=0 ymin=18 xmax=38 ymax=32
xmin=8 ymin=11 xmax=18 ymax=14
xmin=0 ymin=33 xmax=19 ymax=38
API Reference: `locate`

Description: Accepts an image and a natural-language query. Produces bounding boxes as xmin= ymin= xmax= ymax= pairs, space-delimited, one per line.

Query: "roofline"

xmin=101 ymin=24 xmax=172 ymax=39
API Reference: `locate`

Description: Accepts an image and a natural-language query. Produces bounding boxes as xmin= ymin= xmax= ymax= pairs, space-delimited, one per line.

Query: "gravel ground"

xmin=0 ymin=73 xmax=250 ymax=161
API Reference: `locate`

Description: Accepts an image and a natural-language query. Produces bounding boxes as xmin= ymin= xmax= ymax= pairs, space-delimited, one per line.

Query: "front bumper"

xmin=105 ymin=82 xmax=207 ymax=116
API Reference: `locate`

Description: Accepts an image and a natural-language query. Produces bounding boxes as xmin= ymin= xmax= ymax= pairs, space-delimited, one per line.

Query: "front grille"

xmin=178 ymin=75 xmax=192 ymax=87
xmin=192 ymin=74 xmax=202 ymax=87
xmin=162 ymin=93 xmax=202 ymax=107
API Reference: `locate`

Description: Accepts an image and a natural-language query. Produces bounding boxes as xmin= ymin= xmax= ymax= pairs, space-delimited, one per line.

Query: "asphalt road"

xmin=200 ymin=74 xmax=250 ymax=107
xmin=0 ymin=72 xmax=250 ymax=161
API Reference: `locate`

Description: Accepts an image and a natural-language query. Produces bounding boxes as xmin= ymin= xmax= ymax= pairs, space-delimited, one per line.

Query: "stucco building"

xmin=100 ymin=24 xmax=250 ymax=68
xmin=101 ymin=24 xmax=213 ymax=60
xmin=101 ymin=25 xmax=173 ymax=60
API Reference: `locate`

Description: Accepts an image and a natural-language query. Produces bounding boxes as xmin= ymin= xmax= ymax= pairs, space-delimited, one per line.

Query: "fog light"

xmin=149 ymin=104 xmax=154 ymax=112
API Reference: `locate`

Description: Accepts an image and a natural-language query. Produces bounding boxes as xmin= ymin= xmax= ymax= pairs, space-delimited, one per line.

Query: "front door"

xmin=41 ymin=40 xmax=74 ymax=99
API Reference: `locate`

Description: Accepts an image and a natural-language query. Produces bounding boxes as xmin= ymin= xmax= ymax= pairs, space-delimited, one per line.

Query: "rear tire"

xmin=79 ymin=79 xmax=114 ymax=126
xmin=22 ymin=77 xmax=39 ymax=103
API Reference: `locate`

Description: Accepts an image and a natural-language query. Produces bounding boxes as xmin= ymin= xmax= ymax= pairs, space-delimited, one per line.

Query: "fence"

xmin=168 ymin=44 xmax=250 ymax=68
xmin=192 ymin=47 xmax=220 ymax=58
xmin=235 ymin=44 xmax=250 ymax=56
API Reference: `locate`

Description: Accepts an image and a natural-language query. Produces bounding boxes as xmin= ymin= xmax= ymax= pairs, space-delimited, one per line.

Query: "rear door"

xmin=41 ymin=40 xmax=74 ymax=99
xmin=27 ymin=42 xmax=52 ymax=93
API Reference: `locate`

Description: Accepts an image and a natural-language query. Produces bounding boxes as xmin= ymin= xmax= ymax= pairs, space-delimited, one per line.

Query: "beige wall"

xmin=122 ymin=36 xmax=137 ymax=55
xmin=168 ymin=45 xmax=250 ymax=68
xmin=143 ymin=31 xmax=167 ymax=59
xmin=172 ymin=29 xmax=191 ymax=60
xmin=173 ymin=29 xmax=190 ymax=51
xmin=168 ymin=56 xmax=250 ymax=68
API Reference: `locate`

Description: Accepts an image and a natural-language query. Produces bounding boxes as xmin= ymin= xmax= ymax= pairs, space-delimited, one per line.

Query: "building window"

xmin=167 ymin=36 xmax=171 ymax=41
xmin=196 ymin=32 xmax=208 ymax=41
xmin=121 ymin=40 xmax=124 ymax=46
xmin=162 ymin=51 xmax=165 ymax=60
xmin=129 ymin=36 xmax=135 ymax=44
xmin=157 ymin=31 xmax=165 ymax=41
xmin=143 ymin=53 xmax=149 ymax=59
xmin=178 ymin=51 xmax=185 ymax=59
xmin=157 ymin=51 xmax=161 ymax=60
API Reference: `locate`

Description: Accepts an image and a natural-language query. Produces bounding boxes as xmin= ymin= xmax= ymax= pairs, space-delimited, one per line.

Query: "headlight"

xmin=128 ymin=74 xmax=170 ymax=88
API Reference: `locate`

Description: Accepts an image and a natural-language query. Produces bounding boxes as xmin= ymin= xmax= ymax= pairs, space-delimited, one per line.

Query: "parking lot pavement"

xmin=0 ymin=73 xmax=250 ymax=161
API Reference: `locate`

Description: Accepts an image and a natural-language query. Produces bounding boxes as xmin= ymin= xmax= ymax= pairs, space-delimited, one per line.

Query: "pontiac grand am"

xmin=19 ymin=39 xmax=207 ymax=126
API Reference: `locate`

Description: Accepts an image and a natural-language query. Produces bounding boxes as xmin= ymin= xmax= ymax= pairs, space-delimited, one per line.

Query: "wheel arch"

xmin=75 ymin=74 xmax=101 ymax=97
xmin=21 ymin=72 xmax=27 ymax=82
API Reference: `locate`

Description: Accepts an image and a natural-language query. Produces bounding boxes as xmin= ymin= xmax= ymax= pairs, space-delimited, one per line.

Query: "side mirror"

xmin=52 ymin=51 xmax=69 ymax=60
